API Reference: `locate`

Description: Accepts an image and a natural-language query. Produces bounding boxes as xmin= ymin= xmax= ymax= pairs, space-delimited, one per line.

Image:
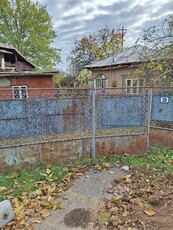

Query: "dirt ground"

xmin=98 ymin=169 xmax=173 ymax=230
xmin=34 ymin=166 xmax=173 ymax=230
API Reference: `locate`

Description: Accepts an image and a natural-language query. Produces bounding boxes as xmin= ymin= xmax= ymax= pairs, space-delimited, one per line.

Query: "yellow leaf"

xmin=48 ymin=196 xmax=53 ymax=202
xmin=98 ymin=212 xmax=111 ymax=225
xmin=122 ymin=210 xmax=129 ymax=217
xmin=40 ymin=200 xmax=51 ymax=208
xmin=40 ymin=208 xmax=49 ymax=216
xmin=34 ymin=189 xmax=42 ymax=195
xmin=18 ymin=218 xmax=26 ymax=226
xmin=47 ymin=186 xmax=56 ymax=194
xmin=8 ymin=172 xmax=19 ymax=179
xmin=95 ymin=164 xmax=102 ymax=170
xmin=124 ymin=174 xmax=131 ymax=183
xmin=15 ymin=212 xmax=25 ymax=221
xmin=14 ymin=204 xmax=24 ymax=213
xmin=102 ymin=162 xmax=110 ymax=168
xmin=47 ymin=173 xmax=53 ymax=178
xmin=70 ymin=168 xmax=78 ymax=173
xmin=0 ymin=186 xmax=7 ymax=192
xmin=56 ymin=201 xmax=62 ymax=209
xmin=47 ymin=177 xmax=54 ymax=182
xmin=4 ymin=226 xmax=10 ymax=230
xmin=144 ymin=209 xmax=156 ymax=216
xmin=46 ymin=168 xmax=51 ymax=175
xmin=26 ymin=223 xmax=34 ymax=230
xmin=25 ymin=209 xmax=35 ymax=217
xmin=111 ymin=195 xmax=123 ymax=203
xmin=32 ymin=219 xmax=41 ymax=223
xmin=67 ymin=172 xmax=72 ymax=177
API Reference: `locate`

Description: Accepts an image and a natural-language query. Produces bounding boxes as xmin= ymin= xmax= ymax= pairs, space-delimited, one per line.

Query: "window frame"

xmin=125 ymin=78 xmax=133 ymax=93
xmin=12 ymin=85 xmax=28 ymax=99
xmin=125 ymin=78 xmax=145 ymax=94
xmin=94 ymin=74 xmax=108 ymax=89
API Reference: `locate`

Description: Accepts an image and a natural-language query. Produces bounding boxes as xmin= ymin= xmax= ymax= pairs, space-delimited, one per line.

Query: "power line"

xmin=115 ymin=0 xmax=143 ymax=30
xmin=112 ymin=0 xmax=143 ymax=53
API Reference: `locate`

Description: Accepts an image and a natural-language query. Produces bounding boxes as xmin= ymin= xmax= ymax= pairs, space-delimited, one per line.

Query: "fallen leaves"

xmin=94 ymin=161 xmax=111 ymax=171
xmin=111 ymin=195 xmax=123 ymax=203
xmin=97 ymin=165 xmax=173 ymax=230
xmin=1 ymin=163 xmax=92 ymax=230
xmin=32 ymin=219 xmax=41 ymax=224
xmin=0 ymin=186 xmax=7 ymax=192
xmin=122 ymin=210 xmax=129 ymax=217
xmin=102 ymin=162 xmax=110 ymax=168
xmin=39 ymin=208 xmax=49 ymax=217
xmin=2 ymin=166 xmax=82 ymax=229
xmin=123 ymin=174 xmax=132 ymax=183
xmin=41 ymin=196 xmax=62 ymax=210
xmin=98 ymin=212 xmax=111 ymax=224
xmin=144 ymin=209 xmax=156 ymax=216
xmin=7 ymin=172 xmax=19 ymax=179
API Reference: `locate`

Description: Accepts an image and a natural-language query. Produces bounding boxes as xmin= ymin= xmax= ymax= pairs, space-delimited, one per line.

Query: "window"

xmin=12 ymin=86 xmax=28 ymax=99
xmin=88 ymin=79 xmax=94 ymax=87
xmin=126 ymin=79 xmax=133 ymax=93
xmin=139 ymin=78 xmax=144 ymax=93
xmin=4 ymin=54 xmax=16 ymax=64
xmin=125 ymin=78 xmax=145 ymax=94
xmin=95 ymin=74 xmax=107 ymax=88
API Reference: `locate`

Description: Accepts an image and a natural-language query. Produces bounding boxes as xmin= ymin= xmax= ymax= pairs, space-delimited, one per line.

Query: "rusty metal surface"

xmin=96 ymin=135 xmax=147 ymax=156
xmin=0 ymin=135 xmax=147 ymax=170
xmin=150 ymin=127 xmax=173 ymax=148
xmin=0 ymin=144 xmax=40 ymax=171
xmin=0 ymin=140 xmax=87 ymax=171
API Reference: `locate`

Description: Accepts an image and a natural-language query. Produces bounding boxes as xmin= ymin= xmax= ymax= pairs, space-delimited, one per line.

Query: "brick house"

xmin=0 ymin=43 xmax=58 ymax=99
xmin=85 ymin=45 xmax=147 ymax=93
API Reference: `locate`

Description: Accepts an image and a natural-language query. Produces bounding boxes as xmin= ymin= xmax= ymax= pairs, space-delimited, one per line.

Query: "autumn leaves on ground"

xmin=0 ymin=146 xmax=173 ymax=230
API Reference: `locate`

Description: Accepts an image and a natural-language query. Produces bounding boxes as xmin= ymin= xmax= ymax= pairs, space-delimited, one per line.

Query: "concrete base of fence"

xmin=150 ymin=127 xmax=173 ymax=148
xmin=0 ymin=135 xmax=147 ymax=171
xmin=96 ymin=135 xmax=147 ymax=156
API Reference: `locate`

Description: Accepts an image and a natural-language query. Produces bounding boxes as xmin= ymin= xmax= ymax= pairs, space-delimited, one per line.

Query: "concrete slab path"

xmin=34 ymin=167 xmax=125 ymax=230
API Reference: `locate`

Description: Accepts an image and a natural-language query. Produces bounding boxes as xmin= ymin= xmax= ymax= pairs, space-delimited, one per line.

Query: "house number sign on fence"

xmin=160 ymin=97 xmax=169 ymax=104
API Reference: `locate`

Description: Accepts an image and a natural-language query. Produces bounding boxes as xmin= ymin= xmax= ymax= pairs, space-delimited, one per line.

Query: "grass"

xmin=0 ymin=162 xmax=63 ymax=201
xmin=0 ymin=145 xmax=172 ymax=201
xmin=120 ymin=146 xmax=173 ymax=176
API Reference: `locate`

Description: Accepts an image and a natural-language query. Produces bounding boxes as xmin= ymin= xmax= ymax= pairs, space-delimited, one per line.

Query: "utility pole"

xmin=118 ymin=26 xmax=127 ymax=51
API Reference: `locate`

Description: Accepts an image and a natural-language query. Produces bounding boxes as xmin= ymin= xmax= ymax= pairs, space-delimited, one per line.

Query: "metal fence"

xmin=151 ymin=86 xmax=173 ymax=129
xmin=0 ymin=87 xmax=172 ymax=156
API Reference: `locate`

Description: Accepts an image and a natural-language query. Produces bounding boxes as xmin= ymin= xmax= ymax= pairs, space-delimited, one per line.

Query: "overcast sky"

xmin=34 ymin=0 xmax=173 ymax=71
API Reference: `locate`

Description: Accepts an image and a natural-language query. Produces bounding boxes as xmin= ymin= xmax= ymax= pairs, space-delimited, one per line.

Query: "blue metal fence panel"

xmin=0 ymin=100 xmax=27 ymax=138
xmin=0 ymin=100 xmax=26 ymax=118
xmin=97 ymin=95 xmax=147 ymax=129
xmin=0 ymin=97 xmax=92 ymax=139
xmin=152 ymin=95 xmax=173 ymax=122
